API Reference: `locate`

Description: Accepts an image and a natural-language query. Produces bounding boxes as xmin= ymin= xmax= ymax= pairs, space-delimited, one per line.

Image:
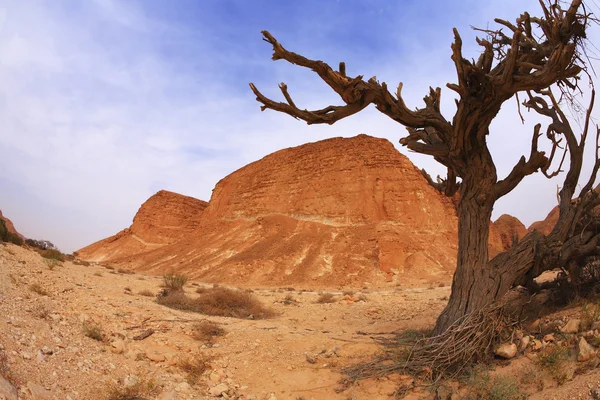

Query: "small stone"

xmin=591 ymin=321 xmax=600 ymax=330
xmin=519 ymin=336 xmax=530 ymax=352
xmin=494 ymin=343 xmax=517 ymax=359
xmin=21 ymin=352 xmax=32 ymax=360
xmin=175 ymin=382 xmax=191 ymax=393
xmin=0 ymin=375 xmax=18 ymax=400
xmin=110 ymin=340 xmax=125 ymax=354
xmin=40 ymin=346 xmax=53 ymax=355
xmin=543 ymin=334 xmax=555 ymax=342
xmin=27 ymin=382 xmax=52 ymax=399
xmin=209 ymin=371 xmax=222 ymax=383
xmin=209 ymin=383 xmax=229 ymax=397
xmin=560 ymin=319 xmax=581 ymax=334
xmin=124 ymin=375 xmax=140 ymax=388
xmin=578 ymin=337 xmax=596 ymax=362
xmin=531 ymin=339 xmax=543 ymax=351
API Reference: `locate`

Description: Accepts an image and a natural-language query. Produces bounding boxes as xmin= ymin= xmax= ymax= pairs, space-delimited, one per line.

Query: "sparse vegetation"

xmin=157 ymin=287 xmax=275 ymax=319
xmin=0 ymin=219 xmax=23 ymax=246
xmin=138 ymin=289 xmax=154 ymax=297
xmin=179 ymin=355 xmax=212 ymax=385
xmin=31 ymin=303 xmax=50 ymax=319
xmin=537 ymin=345 xmax=570 ymax=384
xmin=191 ymin=321 xmax=226 ymax=342
xmin=580 ymin=300 xmax=600 ymax=331
xmin=29 ymin=283 xmax=49 ymax=296
xmin=39 ymin=248 xmax=65 ymax=262
xmin=282 ymin=294 xmax=297 ymax=305
xmin=45 ymin=258 xmax=60 ymax=270
xmin=467 ymin=366 xmax=524 ymax=400
xmin=163 ymin=272 xmax=189 ymax=292
xmin=82 ymin=322 xmax=104 ymax=342
xmin=315 ymin=293 xmax=336 ymax=304
xmin=105 ymin=379 xmax=157 ymax=400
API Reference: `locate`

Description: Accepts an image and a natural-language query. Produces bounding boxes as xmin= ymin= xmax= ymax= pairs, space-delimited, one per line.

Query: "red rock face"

xmin=492 ymin=214 xmax=528 ymax=252
xmin=529 ymin=206 xmax=560 ymax=235
xmin=78 ymin=135 xmax=518 ymax=287
xmin=77 ymin=191 xmax=208 ymax=262
xmin=0 ymin=210 xmax=24 ymax=239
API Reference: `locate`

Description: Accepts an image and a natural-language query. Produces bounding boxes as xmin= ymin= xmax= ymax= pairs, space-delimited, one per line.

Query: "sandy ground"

xmin=3 ymin=243 xmax=600 ymax=399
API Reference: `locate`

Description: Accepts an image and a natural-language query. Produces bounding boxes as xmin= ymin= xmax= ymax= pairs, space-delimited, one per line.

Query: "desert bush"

xmin=39 ymin=249 xmax=65 ymax=262
xmin=163 ymin=272 xmax=188 ymax=292
xmin=315 ymin=293 xmax=336 ymax=304
xmin=138 ymin=289 xmax=154 ymax=297
xmin=191 ymin=321 xmax=226 ymax=342
xmin=179 ymin=355 xmax=212 ymax=385
xmin=581 ymin=301 xmax=600 ymax=330
xmin=45 ymin=258 xmax=60 ymax=270
xmin=467 ymin=367 xmax=524 ymax=400
xmin=537 ymin=345 xmax=570 ymax=384
xmin=0 ymin=219 xmax=23 ymax=246
xmin=157 ymin=287 xmax=275 ymax=319
xmin=282 ymin=294 xmax=297 ymax=305
xmin=31 ymin=304 xmax=50 ymax=319
xmin=118 ymin=268 xmax=135 ymax=275
xmin=82 ymin=322 xmax=104 ymax=342
xmin=105 ymin=379 xmax=157 ymax=400
xmin=29 ymin=283 xmax=49 ymax=296
xmin=25 ymin=238 xmax=56 ymax=250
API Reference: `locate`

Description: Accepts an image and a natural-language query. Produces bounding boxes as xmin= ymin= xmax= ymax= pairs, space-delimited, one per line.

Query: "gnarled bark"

xmin=250 ymin=0 xmax=598 ymax=334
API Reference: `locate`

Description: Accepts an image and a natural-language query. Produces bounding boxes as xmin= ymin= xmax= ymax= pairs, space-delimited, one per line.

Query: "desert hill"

xmin=0 ymin=209 xmax=24 ymax=240
xmin=492 ymin=214 xmax=528 ymax=252
xmin=77 ymin=190 xmax=208 ymax=262
xmin=78 ymin=134 xmax=517 ymax=287
xmin=529 ymin=205 xmax=560 ymax=235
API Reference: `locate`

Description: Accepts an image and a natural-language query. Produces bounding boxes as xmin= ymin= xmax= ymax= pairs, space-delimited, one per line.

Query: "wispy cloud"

xmin=0 ymin=0 xmax=596 ymax=251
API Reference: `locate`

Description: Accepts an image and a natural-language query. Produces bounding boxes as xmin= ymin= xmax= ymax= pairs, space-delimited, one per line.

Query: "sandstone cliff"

xmin=78 ymin=135 xmax=516 ymax=287
xmin=528 ymin=206 xmax=560 ymax=235
xmin=492 ymin=214 xmax=528 ymax=252
xmin=0 ymin=209 xmax=24 ymax=239
xmin=77 ymin=190 xmax=208 ymax=262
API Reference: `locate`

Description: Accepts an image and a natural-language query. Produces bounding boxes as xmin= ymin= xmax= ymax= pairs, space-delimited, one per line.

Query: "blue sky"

xmin=0 ymin=0 xmax=597 ymax=252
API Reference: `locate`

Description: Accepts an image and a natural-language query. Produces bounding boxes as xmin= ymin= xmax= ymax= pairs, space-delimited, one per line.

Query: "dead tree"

xmin=250 ymin=0 xmax=599 ymax=335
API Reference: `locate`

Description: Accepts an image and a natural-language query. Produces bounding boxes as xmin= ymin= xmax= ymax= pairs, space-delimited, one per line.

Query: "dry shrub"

xmin=537 ymin=345 xmax=570 ymax=384
xmin=138 ymin=289 xmax=154 ymax=297
xmin=191 ymin=321 xmax=226 ymax=342
xmin=118 ymin=268 xmax=135 ymax=275
xmin=82 ymin=322 xmax=104 ymax=342
xmin=29 ymin=283 xmax=49 ymax=296
xmin=163 ymin=272 xmax=188 ymax=292
xmin=316 ymin=293 xmax=336 ymax=304
xmin=157 ymin=287 xmax=275 ymax=319
xmin=282 ymin=294 xmax=297 ymax=305
xmin=38 ymin=248 xmax=65 ymax=261
xmin=31 ymin=304 xmax=50 ymax=319
xmin=105 ymin=379 xmax=157 ymax=400
xmin=179 ymin=355 xmax=212 ymax=385
xmin=467 ymin=365 xmax=523 ymax=400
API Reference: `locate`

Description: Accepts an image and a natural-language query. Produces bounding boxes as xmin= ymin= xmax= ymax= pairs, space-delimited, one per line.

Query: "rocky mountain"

xmin=78 ymin=134 xmax=514 ymax=287
xmin=528 ymin=206 xmax=560 ymax=235
xmin=0 ymin=209 xmax=24 ymax=240
xmin=77 ymin=191 xmax=208 ymax=262
xmin=492 ymin=214 xmax=529 ymax=252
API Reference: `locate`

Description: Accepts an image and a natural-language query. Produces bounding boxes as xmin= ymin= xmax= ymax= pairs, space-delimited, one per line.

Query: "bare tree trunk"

xmin=433 ymin=175 xmax=495 ymax=335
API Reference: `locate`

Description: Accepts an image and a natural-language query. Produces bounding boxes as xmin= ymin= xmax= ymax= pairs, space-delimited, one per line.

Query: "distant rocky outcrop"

xmin=77 ymin=190 xmax=208 ymax=262
xmin=0 ymin=209 xmax=24 ymax=240
xmin=78 ymin=134 xmax=514 ymax=287
xmin=529 ymin=206 xmax=560 ymax=235
xmin=493 ymin=214 xmax=528 ymax=252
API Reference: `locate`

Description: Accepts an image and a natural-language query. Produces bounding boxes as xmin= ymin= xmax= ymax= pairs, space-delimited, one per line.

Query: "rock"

xmin=578 ymin=337 xmax=596 ymax=362
xmin=27 ymin=382 xmax=52 ymax=399
xmin=494 ymin=343 xmax=517 ymax=359
xmin=209 ymin=371 xmax=222 ymax=383
xmin=40 ymin=346 xmax=53 ymax=355
xmin=0 ymin=375 xmax=17 ymax=400
xmin=209 ymin=383 xmax=229 ymax=397
xmin=175 ymin=382 xmax=191 ymax=393
xmin=110 ymin=339 xmax=125 ymax=354
xmin=145 ymin=350 xmax=165 ymax=362
xmin=157 ymin=391 xmax=177 ymax=400
xmin=124 ymin=375 xmax=140 ymax=388
xmin=529 ymin=206 xmax=560 ymax=235
xmin=493 ymin=214 xmax=528 ymax=251
xmin=76 ymin=135 xmax=499 ymax=287
xmin=20 ymin=352 xmax=32 ymax=360
xmin=543 ymin=334 xmax=555 ymax=343
xmin=531 ymin=339 xmax=543 ymax=351
xmin=519 ymin=336 xmax=530 ymax=352
xmin=560 ymin=319 xmax=581 ymax=334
